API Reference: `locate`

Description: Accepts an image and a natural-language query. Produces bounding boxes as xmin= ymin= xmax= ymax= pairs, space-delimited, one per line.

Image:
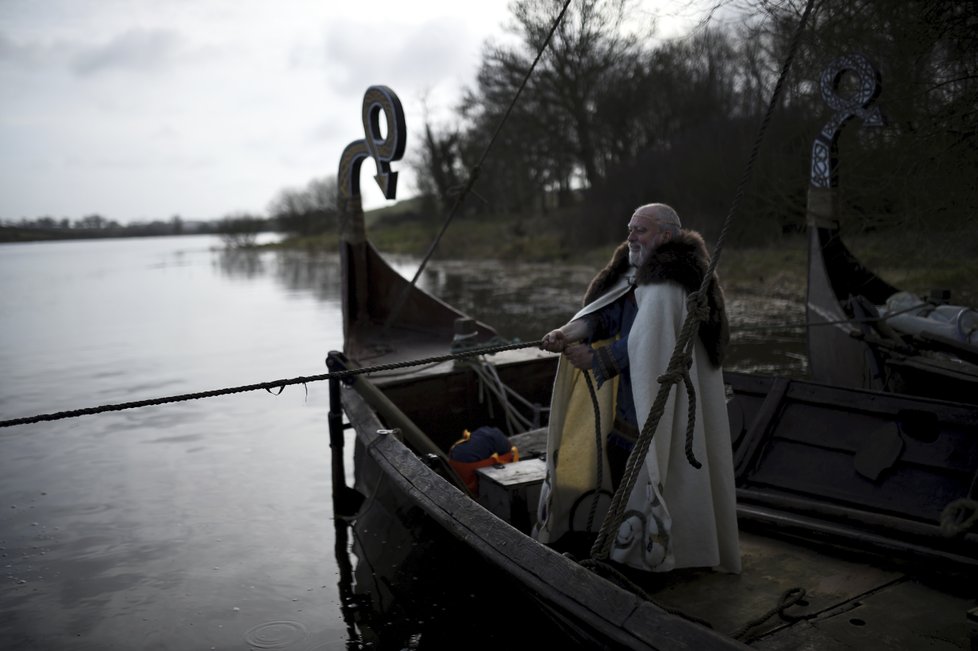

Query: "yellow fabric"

xmin=534 ymin=343 xmax=616 ymax=539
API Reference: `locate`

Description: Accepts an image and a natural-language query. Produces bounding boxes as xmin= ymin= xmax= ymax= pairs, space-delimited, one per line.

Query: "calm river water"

xmin=0 ymin=235 xmax=805 ymax=650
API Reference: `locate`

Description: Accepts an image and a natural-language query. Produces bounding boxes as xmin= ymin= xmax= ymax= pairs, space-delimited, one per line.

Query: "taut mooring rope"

xmin=0 ymin=339 xmax=541 ymax=429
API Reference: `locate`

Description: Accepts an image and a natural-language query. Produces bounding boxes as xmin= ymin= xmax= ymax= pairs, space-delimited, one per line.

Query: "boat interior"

xmin=334 ymin=350 xmax=978 ymax=648
xmin=809 ymin=223 xmax=978 ymax=403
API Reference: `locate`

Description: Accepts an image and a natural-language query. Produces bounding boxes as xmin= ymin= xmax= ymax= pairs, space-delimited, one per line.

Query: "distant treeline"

xmin=409 ymin=0 xmax=978 ymax=247
xmin=0 ymin=214 xmax=279 ymax=244
xmin=2 ymin=175 xmax=336 ymax=245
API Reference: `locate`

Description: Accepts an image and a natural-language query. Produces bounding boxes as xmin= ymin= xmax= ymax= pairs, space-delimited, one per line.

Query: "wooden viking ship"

xmin=326 ymin=79 xmax=978 ymax=650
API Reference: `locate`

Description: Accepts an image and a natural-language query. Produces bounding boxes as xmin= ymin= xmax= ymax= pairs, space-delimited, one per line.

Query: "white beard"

xmin=628 ymin=246 xmax=645 ymax=267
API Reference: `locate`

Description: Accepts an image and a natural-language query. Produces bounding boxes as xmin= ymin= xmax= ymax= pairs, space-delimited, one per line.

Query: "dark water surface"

xmin=0 ymin=236 xmax=804 ymax=650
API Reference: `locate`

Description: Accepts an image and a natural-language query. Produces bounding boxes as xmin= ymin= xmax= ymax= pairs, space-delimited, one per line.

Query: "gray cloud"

xmin=322 ymin=16 xmax=475 ymax=95
xmin=71 ymin=28 xmax=184 ymax=76
xmin=0 ymin=32 xmax=20 ymax=62
xmin=0 ymin=31 xmax=77 ymax=68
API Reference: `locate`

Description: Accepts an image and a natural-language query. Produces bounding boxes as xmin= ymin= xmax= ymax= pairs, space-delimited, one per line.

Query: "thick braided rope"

xmin=590 ymin=0 xmax=817 ymax=561
xmin=0 ymin=339 xmax=541 ymax=429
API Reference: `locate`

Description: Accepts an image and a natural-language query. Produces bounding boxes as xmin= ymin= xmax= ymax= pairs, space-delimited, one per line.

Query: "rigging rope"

xmin=462 ymin=358 xmax=537 ymax=435
xmin=940 ymin=498 xmax=978 ymax=537
xmin=737 ymin=300 xmax=937 ymax=332
xmin=0 ymin=339 xmax=542 ymax=430
xmin=590 ymin=0 xmax=818 ymax=561
xmin=383 ymin=0 xmax=574 ymax=330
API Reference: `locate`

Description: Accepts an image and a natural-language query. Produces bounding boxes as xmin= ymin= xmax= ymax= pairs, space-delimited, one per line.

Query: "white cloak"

xmin=533 ymin=277 xmax=741 ymax=574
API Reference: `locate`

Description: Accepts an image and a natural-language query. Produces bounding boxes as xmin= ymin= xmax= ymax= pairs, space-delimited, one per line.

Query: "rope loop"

xmin=658 ymin=354 xmax=701 ymax=468
xmin=777 ymin=587 xmax=810 ymax=622
xmin=681 ymin=372 xmax=701 ymax=469
xmin=732 ymin=586 xmax=813 ymax=641
xmin=656 ymin=355 xmax=700 ymax=469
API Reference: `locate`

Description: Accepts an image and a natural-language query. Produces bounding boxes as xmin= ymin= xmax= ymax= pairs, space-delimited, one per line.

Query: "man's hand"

xmin=564 ymin=343 xmax=594 ymax=370
xmin=541 ymin=319 xmax=593 ymax=354
xmin=540 ymin=329 xmax=568 ymax=352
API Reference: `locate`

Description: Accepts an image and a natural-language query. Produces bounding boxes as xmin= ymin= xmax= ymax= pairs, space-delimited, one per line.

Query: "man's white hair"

xmin=634 ymin=203 xmax=682 ymax=234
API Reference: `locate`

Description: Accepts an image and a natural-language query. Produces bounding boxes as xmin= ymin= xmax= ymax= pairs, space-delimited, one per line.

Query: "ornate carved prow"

xmin=805 ymin=55 xmax=892 ymax=390
xmin=337 ymin=85 xmax=407 ymax=240
xmin=336 ymin=86 xmax=407 ymax=342
xmin=807 ymin=53 xmax=886 ymax=226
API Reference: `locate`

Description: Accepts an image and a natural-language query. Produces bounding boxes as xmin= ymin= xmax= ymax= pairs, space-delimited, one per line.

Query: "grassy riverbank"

xmin=270 ymin=201 xmax=975 ymax=308
xmin=718 ymin=229 xmax=976 ymax=307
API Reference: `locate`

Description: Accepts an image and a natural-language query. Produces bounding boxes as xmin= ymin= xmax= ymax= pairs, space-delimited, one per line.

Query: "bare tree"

xmin=269 ymin=176 xmax=339 ymax=237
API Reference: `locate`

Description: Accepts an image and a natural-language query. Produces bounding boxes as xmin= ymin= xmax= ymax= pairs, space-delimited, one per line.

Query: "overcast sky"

xmin=0 ymin=0 xmax=704 ymax=223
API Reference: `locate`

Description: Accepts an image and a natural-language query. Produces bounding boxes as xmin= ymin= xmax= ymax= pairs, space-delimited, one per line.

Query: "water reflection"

xmin=214 ymin=246 xmax=266 ymax=279
xmin=215 ymin=247 xmax=342 ymax=303
xmin=274 ymin=250 xmax=341 ymax=302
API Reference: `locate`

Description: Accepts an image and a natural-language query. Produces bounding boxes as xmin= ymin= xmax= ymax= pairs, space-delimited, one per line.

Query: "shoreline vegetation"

xmin=266 ymin=200 xmax=976 ymax=308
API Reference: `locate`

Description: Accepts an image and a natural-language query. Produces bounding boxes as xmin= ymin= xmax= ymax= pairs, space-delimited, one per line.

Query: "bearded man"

xmin=533 ymin=203 xmax=741 ymax=574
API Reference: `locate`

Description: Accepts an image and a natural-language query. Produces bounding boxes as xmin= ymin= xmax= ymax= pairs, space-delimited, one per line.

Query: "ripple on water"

xmin=243 ymin=620 xmax=308 ymax=648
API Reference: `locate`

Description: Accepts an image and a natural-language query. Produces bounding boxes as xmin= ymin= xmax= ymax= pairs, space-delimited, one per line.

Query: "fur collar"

xmin=583 ymin=230 xmax=729 ymax=367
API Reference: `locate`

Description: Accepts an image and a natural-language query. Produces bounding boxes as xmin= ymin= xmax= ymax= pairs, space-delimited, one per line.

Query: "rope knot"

xmin=656 ymin=369 xmax=685 ymax=386
xmin=657 ymin=352 xmax=693 ymax=386
xmin=686 ymin=290 xmax=711 ymax=322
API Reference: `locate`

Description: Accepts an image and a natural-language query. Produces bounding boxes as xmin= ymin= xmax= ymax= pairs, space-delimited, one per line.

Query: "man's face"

xmin=627 ymin=212 xmax=667 ymax=266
